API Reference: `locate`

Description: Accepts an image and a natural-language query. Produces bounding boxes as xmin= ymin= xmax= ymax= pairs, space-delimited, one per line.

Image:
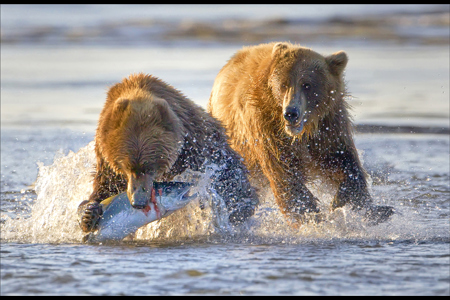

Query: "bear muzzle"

xmin=127 ymin=173 xmax=153 ymax=209
xmin=282 ymin=87 xmax=307 ymax=136
xmin=283 ymin=106 xmax=306 ymax=136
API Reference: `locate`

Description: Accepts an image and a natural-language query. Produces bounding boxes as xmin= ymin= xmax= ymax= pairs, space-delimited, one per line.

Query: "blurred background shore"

xmin=2 ymin=4 xmax=449 ymax=46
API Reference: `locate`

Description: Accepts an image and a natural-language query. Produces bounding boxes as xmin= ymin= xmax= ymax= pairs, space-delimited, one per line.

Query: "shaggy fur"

xmin=80 ymin=73 xmax=258 ymax=232
xmin=208 ymin=42 xmax=393 ymax=225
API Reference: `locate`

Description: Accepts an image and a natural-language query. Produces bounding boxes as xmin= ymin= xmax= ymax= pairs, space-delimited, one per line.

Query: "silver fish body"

xmin=83 ymin=182 xmax=194 ymax=243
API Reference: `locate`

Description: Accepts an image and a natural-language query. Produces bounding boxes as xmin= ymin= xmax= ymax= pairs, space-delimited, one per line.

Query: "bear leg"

xmin=79 ymin=161 xmax=127 ymax=232
xmin=330 ymin=157 xmax=395 ymax=225
xmin=273 ymin=179 xmax=321 ymax=223
xmin=209 ymin=158 xmax=259 ymax=225
xmin=332 ymin=174 xmax=371 ymax=210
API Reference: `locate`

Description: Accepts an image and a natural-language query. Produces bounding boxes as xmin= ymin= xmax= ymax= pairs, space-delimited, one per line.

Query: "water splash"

xmin=1 ymin=142 xmax=96 ymax=243
xmin=1 ymin=141 xmax=443 ymax=245
xmin=0 ymin=142 xmax=238 ymax=244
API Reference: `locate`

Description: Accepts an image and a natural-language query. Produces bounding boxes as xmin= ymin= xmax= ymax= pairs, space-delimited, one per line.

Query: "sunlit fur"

xmin=86 ymin=73 xmax=259 ymax=226
xmin=98 ymin=89 xmax=182 ymax=178
xmin=208 ymin=42 xmax=373 ymax=225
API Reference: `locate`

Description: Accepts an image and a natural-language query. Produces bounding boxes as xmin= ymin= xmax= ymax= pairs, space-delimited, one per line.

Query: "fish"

xmin=82 ymin=181 xmax=194 ymax=243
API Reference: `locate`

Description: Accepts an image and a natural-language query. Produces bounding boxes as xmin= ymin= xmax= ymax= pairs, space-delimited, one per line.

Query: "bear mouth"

xmin=285 ymin=119 xmax=306 ymax=136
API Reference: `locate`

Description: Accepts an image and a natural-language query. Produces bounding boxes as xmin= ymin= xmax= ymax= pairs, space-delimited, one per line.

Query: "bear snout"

xmin=283 ymin=106 xmax=301 ymax=124
xmin=127 ymin=173 xmax=153 ymax=209
xmin=283 ymin=105 xmax=306 ymax=136
xmin=129 ymin=190 xmax=150 ymax=209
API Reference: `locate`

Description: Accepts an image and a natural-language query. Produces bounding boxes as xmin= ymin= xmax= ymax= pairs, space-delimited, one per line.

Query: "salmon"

xmin=82 ymin=182 xmax=194 ymax=243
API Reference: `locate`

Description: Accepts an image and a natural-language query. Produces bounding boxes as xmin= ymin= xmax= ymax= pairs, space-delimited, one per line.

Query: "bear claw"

xmin=77 ymin=200 xmax=103 ymax=232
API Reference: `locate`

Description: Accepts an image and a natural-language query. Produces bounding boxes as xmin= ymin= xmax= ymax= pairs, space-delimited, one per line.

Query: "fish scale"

xmin=82 ymin=182 xmax=194 ymax=243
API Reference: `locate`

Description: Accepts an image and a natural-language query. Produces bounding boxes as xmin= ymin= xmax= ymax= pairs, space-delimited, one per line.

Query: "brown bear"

xmin=208 ymin=42 xmax=394 ymax=226
xmin=78 ymin=73 xmax=259 ymax=232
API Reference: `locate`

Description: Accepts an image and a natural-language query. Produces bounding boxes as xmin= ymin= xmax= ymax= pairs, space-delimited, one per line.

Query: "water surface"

xmin=1 ymin=4 xmax=449 ymax=295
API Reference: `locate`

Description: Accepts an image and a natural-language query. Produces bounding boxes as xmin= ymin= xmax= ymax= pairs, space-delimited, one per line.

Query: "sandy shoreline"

xmin=165 ymin=8 xmax=450 ymax=46
xmin=1 ymin=7 xmax=449 ymax=46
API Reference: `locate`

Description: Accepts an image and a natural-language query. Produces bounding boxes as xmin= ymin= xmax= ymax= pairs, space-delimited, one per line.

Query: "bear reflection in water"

xmin=78 ymin=74 xmax=259 ymax=233
xmin=208 ymin=42 xmax=394 ymax=226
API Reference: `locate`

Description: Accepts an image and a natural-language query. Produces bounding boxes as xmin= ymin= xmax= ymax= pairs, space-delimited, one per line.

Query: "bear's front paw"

xmin=228 ymin=204 xmax=255 ymax=225
xmin=364 ymin=205 xmax=395 ymax=226
xmin=292 ymin=198 xmax=320 ymax=216
xmin=284 ymin=199 xmax=322 ymax=229
xmin=77 ymin=200 xmax=103 ymax=232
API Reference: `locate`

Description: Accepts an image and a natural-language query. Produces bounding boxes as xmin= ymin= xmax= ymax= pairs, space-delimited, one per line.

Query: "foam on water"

xmin=1 ymin=142 xmax=95 ymax=243
xmin=0 ymin=141 xmax=441 ymax=245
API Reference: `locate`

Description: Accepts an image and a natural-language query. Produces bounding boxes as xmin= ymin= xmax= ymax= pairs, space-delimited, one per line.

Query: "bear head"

xmin=268 ymin=42 xmax=348 ymax=138
xmin=97 ymin=81 xmax=184 ymax=208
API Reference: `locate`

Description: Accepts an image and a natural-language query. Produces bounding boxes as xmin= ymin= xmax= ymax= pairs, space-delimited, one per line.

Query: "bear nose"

xmin=284 ymin=106 xmax=300 ymax=124
xmin=128 ymin=187 xmax=150 ymax=209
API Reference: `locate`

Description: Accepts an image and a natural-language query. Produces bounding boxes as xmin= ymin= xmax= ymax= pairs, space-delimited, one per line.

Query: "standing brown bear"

xmin=78 ymin=73 xmax=258 ymax=232
xmin=208 ymin=42 xmax=394 ymax=226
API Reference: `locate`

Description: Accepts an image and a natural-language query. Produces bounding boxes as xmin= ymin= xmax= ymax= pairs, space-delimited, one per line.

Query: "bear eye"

xmin=303 ymin=83 xmax=312 ymax=90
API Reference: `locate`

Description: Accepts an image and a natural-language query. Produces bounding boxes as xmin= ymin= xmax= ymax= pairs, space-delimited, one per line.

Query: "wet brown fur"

xmin=208 ymin=42 xmax=373 ymax=224
xmin=88 ymin=73 xmax=258 ymax=224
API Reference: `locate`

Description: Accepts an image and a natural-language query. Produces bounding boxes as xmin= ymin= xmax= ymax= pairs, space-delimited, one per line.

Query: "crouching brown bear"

xmin=208 ymin=42 xmax=394 ymax=226
xmin=78 ymin=73 xmax=259 ymax=232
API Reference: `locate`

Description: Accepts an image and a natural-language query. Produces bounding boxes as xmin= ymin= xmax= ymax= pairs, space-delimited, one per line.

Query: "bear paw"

xmin=228 ymin=204 xmax=255 ymax=225
xmin=77 ymin=200 xmax=103 ymax=232
xmin=285 ymin=202 xmax=323 ymax=229
xmin=363 ymin=205 xmax=395 ymax=226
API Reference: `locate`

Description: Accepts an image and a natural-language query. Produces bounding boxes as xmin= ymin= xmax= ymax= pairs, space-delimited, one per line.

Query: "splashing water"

xmin=1 ymin=141 xmax=245 ymax=244
xmin=1 ymin=142 xmax=96 ymax=243
xmin=0 ymin=140 xmax=444 ymax=245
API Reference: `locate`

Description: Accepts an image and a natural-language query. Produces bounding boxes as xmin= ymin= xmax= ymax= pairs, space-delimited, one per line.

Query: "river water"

xmin=1 ymin=4 xmax=449 ymax=295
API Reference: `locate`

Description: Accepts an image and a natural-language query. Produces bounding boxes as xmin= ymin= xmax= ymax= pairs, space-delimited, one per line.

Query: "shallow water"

xmin=1 ymin=4 xmax=449 ymax=296
xmin=1 ymin=238 xmax=448 ymax=295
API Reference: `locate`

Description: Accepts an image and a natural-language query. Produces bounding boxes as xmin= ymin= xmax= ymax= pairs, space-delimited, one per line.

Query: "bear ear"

xmin=325 ymin=51 xmax=348 ymax=76
xmin=113 ymin=98 xmax=130 ymax=116
xmin=272 ymin=42 xmax=288 ymax=57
